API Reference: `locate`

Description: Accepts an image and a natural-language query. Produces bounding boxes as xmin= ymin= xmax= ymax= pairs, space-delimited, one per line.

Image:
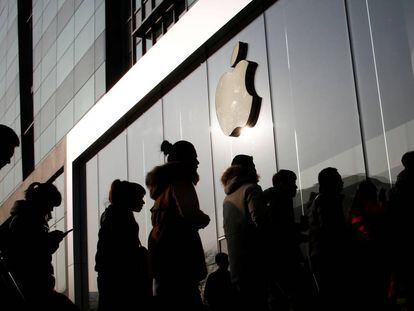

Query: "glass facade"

xmin=32 ymin=0 xmax=106 ymax=166
xmin=83 ymin=0 xmax=414 ymax=306
xmin=49 ymin=172 xmax=68 ymax=294
xmin=132 ymin=0 xmax=198 ymax=62
xmin=1 ymin=0 xmax=414 ymax=308
xmin=0 ymin=0 xmax=21 ymax=202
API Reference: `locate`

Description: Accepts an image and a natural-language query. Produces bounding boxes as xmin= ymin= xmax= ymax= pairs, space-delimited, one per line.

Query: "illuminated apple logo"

xmin=215 ymin=42 xmax=261 ymax=137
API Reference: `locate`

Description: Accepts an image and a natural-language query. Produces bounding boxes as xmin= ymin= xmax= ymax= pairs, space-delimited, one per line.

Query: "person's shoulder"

xmin=244 ymin=183 xmax=262 ymax=195
xmin=263 ymin=187 xmax=276 ymax=200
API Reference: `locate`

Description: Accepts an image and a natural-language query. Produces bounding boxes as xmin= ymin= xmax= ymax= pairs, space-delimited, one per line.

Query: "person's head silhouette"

xmin=25 ymin=182 xmax=62 ymax=219
xmin=109 ymin=179 xmax=146 ymax=212
xmin=215 ymin=252 xmax=229 ymax=271
xmin=272 ymin=169 xmax=297 ymax=198
xmin=355 ymin=179 xmax=377 ymax=202
xmin=231 ymin=154 xmax=255 ymax=171
xmin=401 ymin=151 xmax=414 ymax=171
xmin=161 ymin=140 xmax=199 ymax=184
xmin=221 ymin=154 xmax=259 ymax=185
xmin=318 ymin=167 xmax=343 ymax=195
xmin=0 ymin=124 xmax=20 ymax=169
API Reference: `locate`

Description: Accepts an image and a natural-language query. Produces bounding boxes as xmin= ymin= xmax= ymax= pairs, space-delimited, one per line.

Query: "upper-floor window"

xmin=131 ymin=0 xmax=198 ymax=63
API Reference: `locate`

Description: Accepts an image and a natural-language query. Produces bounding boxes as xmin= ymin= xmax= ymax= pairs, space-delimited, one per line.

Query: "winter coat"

xmin=204 ymin=268 xmax=237 ymax=311
xmin=95 ymin=204 xmax=142 ymax=275
xmin=263 ymin=187 xmax=303 ymax=265
xmin=221 ymin=165 xmax=265 ymax=284
xmin=146 ymin=162 xmax=210 ymax=283
xmin=2 ymin=200 xmax=58 ymax=298
xmin=308 ymin=193 xmax=348 ymax=269
xmin=95 ymin=204 xmax=151 ymax=310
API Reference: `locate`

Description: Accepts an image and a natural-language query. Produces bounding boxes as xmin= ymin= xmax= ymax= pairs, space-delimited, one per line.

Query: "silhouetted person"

xmin=0 ymin=124 xmax=20 ymax=169
xmin=1 ymin=182 xmax=78 ymax=311
xmin=348 ymin=179 xmax=390 ymax=310
xmin=308 ymin=167 xmax=350 ymax=310
xmin=204 ymin=252 xmax=237 ymax=311
xmin=95 ymin=179 xmax=150 ymax=311
xmin=0 ymin=125 xmax=21 ymax=309
xmin=221 ymin=154 xmax=267 ymax=311
xmin=263 ymin=170 xmax=316 ymax=311
xmin=146 ymin=140 xmax=210 ymax=311
xmin=389 ymin=151 xmax=414 ymax=310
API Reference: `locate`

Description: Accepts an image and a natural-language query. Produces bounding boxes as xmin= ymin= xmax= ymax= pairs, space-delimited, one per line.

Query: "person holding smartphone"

xmin=2 ymin=182 xmax=78 ymax=310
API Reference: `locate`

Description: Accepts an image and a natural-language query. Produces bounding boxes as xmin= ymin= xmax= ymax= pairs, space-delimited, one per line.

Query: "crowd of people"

xmin=1 ymin=123 xmax=413 ymax=311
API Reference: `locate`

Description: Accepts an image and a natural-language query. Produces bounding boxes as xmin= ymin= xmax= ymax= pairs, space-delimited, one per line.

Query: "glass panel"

xmin=41 ymin=42 xmax=57 ymax=82
xmin=56 ymin=99 xmax=74 ymax=142
xmin=86 ymin=156 xmax=100 ymax=310
xmin=144 ymin=31 xmax=152 ymax=52
xmin=207 ymin=16 xmax=277 ymax=237
xmin=42 ymin=0 xmax=58 ymax=33
xmin=143 ymin=0 xmax=152 ymax=19
xmin=74 ymin=44 xmax=95 ymax=94
xmin=135 ymin=38 xmax=143 ymax=61
xmin=174 ymin=0 xmax=186 ymax=20
xmin=135 ymin=0 xmax=142 ymax=11
xmin=153 ymin=22 xmax=162 ymax=43
xmin=94 ymin=31 xmax=106 ymax=70
xmin=94 ymin=2 xmax=105 ymax=39
xmin=74 ymin=0 xmax=95 ymax=37
xmin=57 ymin=43 xmax=74 ymax=87
xmin=135 ymin=9 xmax=142 ymax=27
xmin=74 ymin=75 xmax=94 ymax=122
xmin=57 ymin=0 xmax=75 ymax=35
xmin=127 ymin=103 xmax=164 ymax=246
xmin=188 ymin=0 xmax=197 ymax=8
xmin=41 ymin=68 xmax=57 ymax=108
xmin=265 ymin=0 xmax=365 ymax=212
xmin=164 ymin=8 xmax=174 ymax=31
xmin=94 ymin=61 xmax=106 ymax=102
xmin=347 ymin=0 xmax=414 ymax=181
xmin=74 ymin=17 xmax=94 ymax=64
xmin=40 ymin=120 xmax=56 ymax=160
xmin=154 ymin=0 xmax=162 ymax=7
xmin=163 ymin=64 xmax=218 ymax=257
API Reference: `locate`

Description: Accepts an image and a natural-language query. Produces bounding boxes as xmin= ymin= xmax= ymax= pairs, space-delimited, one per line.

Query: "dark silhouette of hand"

xmin=48 ymin=230 xmax=65 ymax=253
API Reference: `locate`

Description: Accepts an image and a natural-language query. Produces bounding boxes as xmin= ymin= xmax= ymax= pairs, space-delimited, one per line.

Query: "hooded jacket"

xmin=221 ymin=165 xmax=265 ymax=283
xmin=146 ymin=162 xmax=210 ymax=282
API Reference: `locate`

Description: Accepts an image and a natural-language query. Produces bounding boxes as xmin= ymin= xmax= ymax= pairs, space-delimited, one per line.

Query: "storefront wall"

xmin=81 ymin=0 xmax=414 ymax=303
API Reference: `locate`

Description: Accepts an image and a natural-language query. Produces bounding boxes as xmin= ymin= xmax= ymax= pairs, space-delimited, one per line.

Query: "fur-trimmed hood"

xmin=146 ymin=161 xmax=196 ymax=200
xmin=221 ymin=165 xmax=259 ymax=195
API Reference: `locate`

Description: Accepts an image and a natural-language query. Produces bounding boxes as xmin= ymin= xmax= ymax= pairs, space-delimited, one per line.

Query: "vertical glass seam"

xmin=343 ymin=0 xmax=369 ymax=178
xmin=205 ymin=59 xmax=220 ymax=248
xmin=262 ymin=10 xmax=279 ymax=172
xmin=365 ymin=0 xmax=392 ymax=184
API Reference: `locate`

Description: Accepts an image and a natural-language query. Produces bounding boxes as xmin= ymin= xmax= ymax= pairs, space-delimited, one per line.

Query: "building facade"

xmin=1 ymin=0 xmax=414 ymax=309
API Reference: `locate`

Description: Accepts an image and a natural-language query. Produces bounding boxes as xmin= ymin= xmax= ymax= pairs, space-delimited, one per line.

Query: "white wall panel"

xmin=127 ymin=102 xmax=164 ymax=247
xmin=207 ymin=15 xmax=277 ymax=237
xmin=163 ymin=63 xmax=218 ymax=254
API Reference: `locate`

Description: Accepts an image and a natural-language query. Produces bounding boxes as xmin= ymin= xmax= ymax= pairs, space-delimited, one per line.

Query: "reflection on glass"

xmin=145 ymin=31 xmax=152 ymax=52
xmin=175 ymin=0 xmax=185 ymax=20
xmin=135 ymin=38 xmax=143 ymax=61
xmin=154 ymin=22 xmax=162 ymax=43
xmin=135 ymin=9 xmax=142 ymax=26
xmin=144 ymin=0 xmax=152 ymax=19
xmin=154 ymin=0 xmax=162 ymax=7
xmin=188 ymin=0 xmax=197 ymax=8
xmin=164 ymin=8 xmax=174 ymax=31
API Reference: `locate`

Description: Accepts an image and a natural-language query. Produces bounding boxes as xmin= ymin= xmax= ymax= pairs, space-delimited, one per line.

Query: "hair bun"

xmin=160 ymin=140 xmax=173 ymax=155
